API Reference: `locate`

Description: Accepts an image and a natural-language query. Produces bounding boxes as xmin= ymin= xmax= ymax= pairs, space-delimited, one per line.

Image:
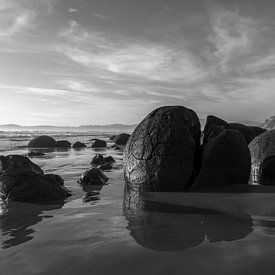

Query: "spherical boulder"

xmin=72 ymin=141 xmax=87 ymax=149
xmin=114 ymin=133 xmax=130 ymax=146
xmin=124 ymin=106 xmax=201 ymax=192
xmin=28 ymin=135 xmax=56 ymax=148
xmin=78 ymin=168 xmax=108 ymax=185
xmin=0 ymin=155 xmax=71 ymax=202
xmin=191 ymin=129 xmax=251 ymax=190
xmin=55 ymin=140 xmax=71 ymax=148
xmin=91 ymin=139 xmax=106 ymax=148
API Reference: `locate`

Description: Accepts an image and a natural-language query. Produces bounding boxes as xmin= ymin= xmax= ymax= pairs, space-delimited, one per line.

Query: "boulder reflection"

xmin=123 ymin=184 xmax=254 ymax=251
xmin=0 ymin=200 xmax=64 ymax=249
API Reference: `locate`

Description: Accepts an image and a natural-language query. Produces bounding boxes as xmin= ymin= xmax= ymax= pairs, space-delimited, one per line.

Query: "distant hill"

xmin=0 ymin=124 xmax=137 ymax=132
xmin=262 ymin=116 xmax=275 ymax=130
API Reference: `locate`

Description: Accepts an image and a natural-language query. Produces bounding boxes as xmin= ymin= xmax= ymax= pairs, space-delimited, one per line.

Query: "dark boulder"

xmin=55 ymin=140 xmax=71 ymax=148
xmin=261 ymin=156 xmax=275 ymax=179
xmin=98 ymin=163 xmax=112 ymax=170
xmin=91 ymin=154 xmax=105 ymax=165
xmin=91 ymin=139 xmax=106 ymax=148
xmin=203 ymin=115 xmax=229 ymax=144
xmin=72 ymin=141 xmax=87 ymax=149
xmin=28 ymin=135 xmax=56 ymax=148
xmin=124 ymin=106 xmax=201 ymax=192
xmin=0 ymin=155 xmax=71 ymax=202
xmin=250 ymin=126 xmax=266 ymax=137
xmin=249 ymin=130 xmax=275 ymax=184
xmin=191 ymin=129 xmax=251 ymax=190
xmin=228 ymin=123 xmax=255 ymax=144
xmin=78 ymin=168 xmax=108 ymax=185
xmin=104 ymin=156 xmax=115 ymax=163
xmin=114 ymin=133 xmax=130 ymax=146
xmin=27 ymin=151 xmax=46 ymax=157
xmin=109 ymin=135 xmax=116 ymax=141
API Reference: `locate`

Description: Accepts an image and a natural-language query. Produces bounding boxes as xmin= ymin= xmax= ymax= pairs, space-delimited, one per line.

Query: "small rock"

xmin=114 ymin=133 xmax=130 ymax=146
xmin=78 ymin=168 xmax=108 ymax=185
xmin=104 ymin=156 xmax=115 ymax=163
xmin=91 ymin=139 xmax=106 ymax=148
xmin=27 ymin=151 xmax=46 ymax=157
xmin=55 ymin=140 xmax=71 ymax=148
xmin=72 ymin=141 xmax=87 ymax=149
xmin=91 ymin=154 xmax=105 ymax=165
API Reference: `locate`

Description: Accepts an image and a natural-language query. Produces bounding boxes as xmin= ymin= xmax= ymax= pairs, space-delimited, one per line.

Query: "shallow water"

xmin=1 ymin=132 xmax=275 ymax=275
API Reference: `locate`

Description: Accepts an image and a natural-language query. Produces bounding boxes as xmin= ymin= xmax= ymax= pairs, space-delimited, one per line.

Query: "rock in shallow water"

xmin=0 ymin=155 xmax=71 ymax=202
xmin=28 ymin=135 xmax=56 ymax=148
xmin=55 ymin=140 xmax=71 ymax=148
xmin=78 ymin=168 xmax=108 ymax=185
xmin=91 ymin=139 xmax=106 ymax=148
xmin=72 ymin=141 xmax=87 ymax=149
xmin=114 ymin=133 xmax=130 ymax=146
xmin=124 ymin=106 xmax=201 ymax=192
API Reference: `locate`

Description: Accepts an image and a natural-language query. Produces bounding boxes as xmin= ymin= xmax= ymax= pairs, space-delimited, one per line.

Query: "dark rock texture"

xmin=28 ymin=136 xmax=56 ymax=148
xmin=192 ymin=129 xmax=251 ymax=189
xmin=114 ymin=133 xmax=130 ymax=146
xmin=55 ymin=140 xmax=71 ymax=148
xmin=91 ymin=139 xmax=107 ymax=148
xmin=104 ymin=156 xmax=115 ymax=163
xmin=261 ymin=156 xmax=275 ymax=179
xmin=109 ymin=135 xmax=116 ymax=141
xmin=91 ymin=154 xmax=105 ymax=165
xmin=0 ymin=155 xmax=71 ymax=202
xmin=249 ymin=130 xmax=275 ymax=184
xmin=124 ymin=106 xmax=201 ymax=192
xmin=250 ymin=126 xmax=266 ymax=137
xmin=27 ymin=151 xmax=46 ymax=157
xmin=72 ymin=141 xmax=87 ymax=149
xmin=228 ymin=123 xmax=255 ymax=144
xmin=78 ymin=168 xmax=108 ymax=185
xmin=98 ymin=163 xmax=112 ymax=170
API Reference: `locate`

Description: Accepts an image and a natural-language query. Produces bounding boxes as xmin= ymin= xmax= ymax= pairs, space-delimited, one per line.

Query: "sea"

xmin=0 ymin=130 xmax=275 ymax=275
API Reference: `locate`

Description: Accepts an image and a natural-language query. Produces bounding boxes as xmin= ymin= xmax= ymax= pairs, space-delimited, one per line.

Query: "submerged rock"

xmin=91 ymin=139 xmax=106 ymax=148
xmin=28 ymin=135 xmax=56 ymax=148
xmin=192 ymin=129 xmax=251 ymax=189
xmin=124 ymin=106 xmax=201 ymax=192
xmin=0 ymin=155 xmax=71 ymax=202
xmin=114 ymin=133 xmax=130 ymax=146
xmin=27 ymin=151 xmax=46 ymax=157
xmin=55 ymin=140 xmax=71 ymax=148
xmin=72 ymin=141 xmax=87 ymax=149
xmin=78 ymin=168 xmax=108 ymax=185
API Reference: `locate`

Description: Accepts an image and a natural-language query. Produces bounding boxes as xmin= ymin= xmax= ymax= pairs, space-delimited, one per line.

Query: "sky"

xmin=1 ymin=0 xmax=275 ymax=126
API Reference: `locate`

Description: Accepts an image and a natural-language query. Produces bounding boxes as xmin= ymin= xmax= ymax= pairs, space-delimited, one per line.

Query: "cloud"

xmin=208 ymin=6 xmax=257 ymax=68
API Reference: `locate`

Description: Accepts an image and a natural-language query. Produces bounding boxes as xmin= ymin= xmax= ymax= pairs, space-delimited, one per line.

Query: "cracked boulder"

xmin=0 ymin=155 xmax=71 ymax=202
xmin=124 ymin=106 xmax=201 ymax=192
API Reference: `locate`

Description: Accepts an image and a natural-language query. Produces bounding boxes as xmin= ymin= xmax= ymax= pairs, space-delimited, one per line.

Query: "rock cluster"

xmin=124 ymin=106 xmax=267 ymax=192
xmin=0 ymin=155 xmax=71 ymax=202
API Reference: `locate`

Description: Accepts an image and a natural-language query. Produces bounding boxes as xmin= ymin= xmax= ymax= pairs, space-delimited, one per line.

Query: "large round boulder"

xmin=249 ymin=130 xmax=275 ymax=184
xmin=28 ymin=135 xmax=56 ymax=148
xmin=0 ymin=155 xmax=71 ymax=202
xmin=229 ymin=123 xmax=255 ymax=144
xmin=114 ymin=133 xmax=130 ymax=146
xmin=124 ymin=106 xmax=201 ymax=192
xmin=192 ymin=129 xmax=251 ymax=190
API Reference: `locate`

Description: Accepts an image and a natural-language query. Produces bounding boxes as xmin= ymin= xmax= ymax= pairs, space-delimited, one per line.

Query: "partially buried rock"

xmin=98 ymin=163 xmax=112 ymax=170
xmin=28 ymin=135 xmax=56 ymax=148
xmin=78 ymin=168 xmax=108 ymax=185
xmin=114 ymin=133 xmax=130 ymax=146
xmin=91 ymin=154 xmax=105 ymax=165
xmin=27 ymin=151 xmax=46 ymax=157
xmin=72 ymin=141 xmax=87 ymax=149
xmin=191 ymin=129 xmax=251 ymax=190
xmin=0 ymin=155 xmax=71 ymax=202
xmin=55 ymin=140 xmax=71 ymax=148
xmin=91 ymin=139 xmax=106 ymax=148
xmin=124 ymin=106 xmax=201 ymax=192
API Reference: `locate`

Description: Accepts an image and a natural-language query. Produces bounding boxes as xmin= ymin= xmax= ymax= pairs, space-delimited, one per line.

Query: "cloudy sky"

xmin=1 ymin=0 xmax=275 ymax=126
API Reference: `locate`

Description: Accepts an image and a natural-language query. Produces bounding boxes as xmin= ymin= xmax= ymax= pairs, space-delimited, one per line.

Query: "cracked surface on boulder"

xmin=124 ymin=106 xmax=201 ymax=192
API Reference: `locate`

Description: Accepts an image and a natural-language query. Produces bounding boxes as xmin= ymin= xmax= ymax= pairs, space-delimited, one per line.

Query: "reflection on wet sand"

xmin=0 ymin=200 xmax=64 ymax=249
xmin=123 ymin=184 xmax=254 ymax=251
xmin=82 ymin=185 xmax=103 ymax=204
